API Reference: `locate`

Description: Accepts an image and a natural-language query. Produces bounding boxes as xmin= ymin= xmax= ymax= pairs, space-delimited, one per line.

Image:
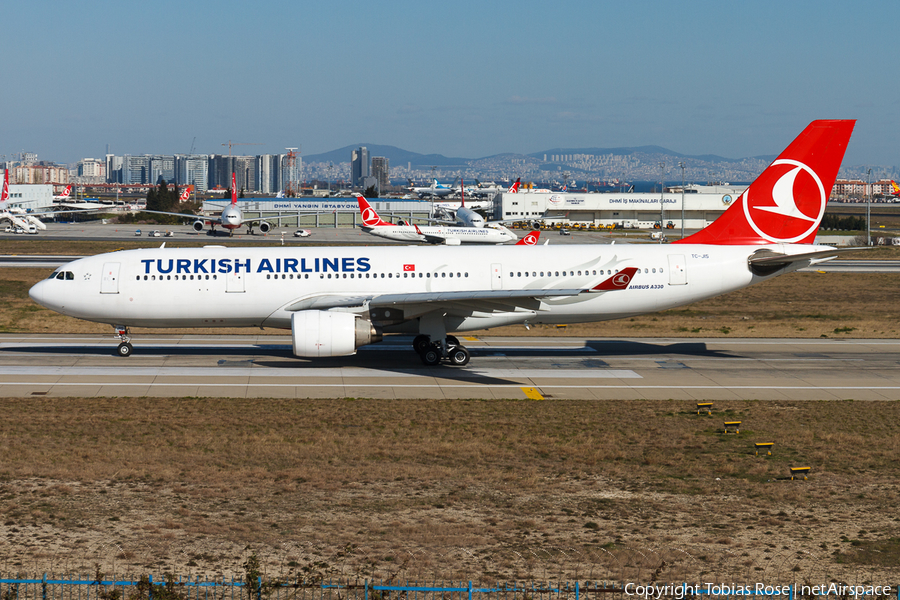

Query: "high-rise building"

xmin=257 ymin=154 xmax=285 ymax=195
xmin=122 ymin=155 xmax=150 ymax=184
xmin=175 ymin=155 xmax=209 ymax=193
xmin=351 ymin=147 xmax=369 ymax=188
xmin=371 ymin=156 xmax=389 ymax=192
xmin=149 ymin=155 xmax=175 ymax=185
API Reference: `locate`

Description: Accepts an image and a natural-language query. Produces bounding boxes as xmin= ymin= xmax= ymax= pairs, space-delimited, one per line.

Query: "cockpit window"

xmin=54 ymin=271 xmax=75 ymax=280
xmin=49 ymin=271 xmax=60 ymax=279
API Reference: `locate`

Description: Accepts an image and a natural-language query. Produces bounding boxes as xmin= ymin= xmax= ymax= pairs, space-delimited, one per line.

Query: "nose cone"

xmin=29 ymin=280 xmax=45 ymax=306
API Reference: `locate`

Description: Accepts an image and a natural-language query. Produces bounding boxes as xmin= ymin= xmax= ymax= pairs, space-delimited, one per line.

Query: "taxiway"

xmin=1 ymin=334 xmax=898 ymax=400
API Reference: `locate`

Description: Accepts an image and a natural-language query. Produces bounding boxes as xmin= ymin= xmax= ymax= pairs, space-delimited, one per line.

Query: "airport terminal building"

xmin=201 ymin=197 xmax=434 ymax=227
xmin=491 ymin=185 xmax=748 ymax=229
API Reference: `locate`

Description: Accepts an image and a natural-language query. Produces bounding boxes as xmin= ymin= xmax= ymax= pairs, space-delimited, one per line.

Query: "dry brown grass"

xmin=1 ymin=398 xmax=899 ymax=582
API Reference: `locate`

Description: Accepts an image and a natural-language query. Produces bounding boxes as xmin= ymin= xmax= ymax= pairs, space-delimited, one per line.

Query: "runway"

xmin=1 ymin=334 xmax=899 ymax=400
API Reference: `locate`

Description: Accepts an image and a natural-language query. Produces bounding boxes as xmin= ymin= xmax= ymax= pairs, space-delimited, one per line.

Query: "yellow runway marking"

xmin=463 ymin=336 xmax=479 ymax=341
xmin=521 ymin=387 xmax=544 ymax=400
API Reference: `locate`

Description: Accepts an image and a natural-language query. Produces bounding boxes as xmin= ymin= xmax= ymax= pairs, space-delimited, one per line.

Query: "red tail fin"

xmin=1 ymin=169 xmax=8 ymax=204
xmin=357 ymin=195 xmax=390 ymax=227
xmin=508 ymin=177 xmax=521 ymax=193
xmin=59 ymin=185 xmax=72 ymax=199
xmin=231 ymin=173 xmax=237 ymax=206
xmin=460 ymin=178 xmax=465 ymax=208
xmin=675 ymin=120 xmax=855 ymax=245
xmin=515 ymin=229 xmax=540 ymax=245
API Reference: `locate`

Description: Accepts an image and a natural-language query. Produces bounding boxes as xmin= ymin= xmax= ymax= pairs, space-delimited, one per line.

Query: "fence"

xmin=0 ymin=577 xmax=897 ymax=600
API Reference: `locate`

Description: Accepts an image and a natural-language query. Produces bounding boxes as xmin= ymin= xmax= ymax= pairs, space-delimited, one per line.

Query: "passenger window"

xmin=652 ymin=268 xmax=656 ymax=273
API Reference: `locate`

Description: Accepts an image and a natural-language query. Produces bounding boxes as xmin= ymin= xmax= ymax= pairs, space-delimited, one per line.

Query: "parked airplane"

xmin=432 ymin=180 xmax=489 ymax=228
xmin=54 ymin=185 xmax=73 ymax=201
xmin=358 ymin=195 xmax=529 ymax=245
xmin=30 ymin=120 xmax=858 ymax=366
xmin=408 ymin=178 xmax=455 ymax=198
xmin=0 ymin=170 xmax=49 ymax=230
xmin=142 ymin=173 xmax=298 ymax=236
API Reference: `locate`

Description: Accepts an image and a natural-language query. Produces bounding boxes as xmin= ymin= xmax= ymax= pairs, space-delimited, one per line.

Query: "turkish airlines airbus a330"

xmin=30 ymin=120 xmax=857 ymax=366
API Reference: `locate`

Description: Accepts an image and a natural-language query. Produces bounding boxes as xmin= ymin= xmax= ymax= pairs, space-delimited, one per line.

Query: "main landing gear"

xmin=412 ymin=335 xmax=470 ymax=367
xmin=114 ymin=325 xmax=133 ymax=357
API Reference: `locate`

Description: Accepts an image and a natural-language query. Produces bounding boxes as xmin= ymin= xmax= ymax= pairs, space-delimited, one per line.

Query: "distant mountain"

xmin=304 ymin=144 xmax=469 ymax=168
xmin=530 ymin=146 xmax=777 ymax=165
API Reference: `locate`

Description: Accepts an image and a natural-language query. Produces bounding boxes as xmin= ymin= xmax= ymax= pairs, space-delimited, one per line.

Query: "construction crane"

xmin=221 ymin=140 xmax=262 ymax=157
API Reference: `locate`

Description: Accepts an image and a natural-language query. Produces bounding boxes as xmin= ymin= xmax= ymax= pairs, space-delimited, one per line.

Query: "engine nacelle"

xmin=291 ymin=311 xmax=382 ymax=357
xmin=192 ymin=220 xmax=205 ymax=232
xmin=443 ymin=238 xmax=461 ymax=246
xmin=258 ymin=221 xmax=272 ymax=234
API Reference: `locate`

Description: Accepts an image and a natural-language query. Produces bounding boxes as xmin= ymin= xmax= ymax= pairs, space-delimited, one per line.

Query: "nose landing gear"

xmin=114 ymin=325 xmax=133 ymax=357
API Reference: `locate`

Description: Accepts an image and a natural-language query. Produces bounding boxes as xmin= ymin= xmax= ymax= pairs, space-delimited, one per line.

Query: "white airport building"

xmin=2 ymin=183 xmax=55 ymax=213
xmin=492 ymin=185 xmax=748 ymax=229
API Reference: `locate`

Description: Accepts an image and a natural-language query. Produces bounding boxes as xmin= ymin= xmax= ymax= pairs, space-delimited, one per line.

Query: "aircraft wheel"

xmin=117 ymin=342 xmax=133 ymax=357
xmin=413 ymin=335 xmax=431 ymax=355
xmin=448 ymin=346 xmax=470 ymax=367
xmin=446 ymin=335 xmax=460 ymax=347
xmin=420 ymin=347 xmax=442 ymax=366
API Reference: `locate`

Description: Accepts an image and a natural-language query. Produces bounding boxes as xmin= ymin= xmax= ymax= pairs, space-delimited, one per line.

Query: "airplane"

xmin=141 ymin=173 xmax=299 ymax=236
xmin=408 ymin=178 xmax=456 ymax=198
xmin=890 ymin=180 xmax=900 ymax=198
xmin=357 ymin=195 xmax=530 ymax=245
xmin=30 ymin=119 xmax=859 ymax=367
xmin=431 ymin=180 xmax=489 ymax=228
xmin=54 ymin=185 xmax=73 ymax=201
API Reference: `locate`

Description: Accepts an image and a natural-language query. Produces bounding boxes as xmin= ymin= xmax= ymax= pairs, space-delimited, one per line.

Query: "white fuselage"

xmin=362 ymin=223 xmax=515 ymax=244
xmin=29 ymin=243 xmax=818 ymax=334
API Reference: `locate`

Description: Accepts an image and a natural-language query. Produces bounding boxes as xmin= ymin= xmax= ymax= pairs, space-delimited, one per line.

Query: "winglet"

xmin=413 ymin=223 xmax=424 ymax=235
xmin=357 ymin=195 xmax=390 ymax=227
xmin=515 ymin=229 xmax=541 ymax=246
xmin=590 ymin=267 xmax=638 ymax=291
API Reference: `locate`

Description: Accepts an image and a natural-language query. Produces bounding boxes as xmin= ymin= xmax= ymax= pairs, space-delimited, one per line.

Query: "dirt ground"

xmin=2 ymin=262 xmax=900 ymax=586
xmin=1 ymin=399 xmax=899 ymax=586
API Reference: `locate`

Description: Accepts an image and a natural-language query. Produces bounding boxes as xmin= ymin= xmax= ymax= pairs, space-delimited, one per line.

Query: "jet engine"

xmin=258 ymin=221 xmax=273 ymax=234
xmin=192 ymin=220 xmax=205 ymax=232
xmin=291 ymin=311 xmax=382 ymax=357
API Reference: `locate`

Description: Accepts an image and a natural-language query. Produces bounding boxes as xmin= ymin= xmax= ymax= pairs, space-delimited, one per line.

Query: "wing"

xmin=285 ymin=268 xmax=639 ymax=316
xmin=140 ymin=209 xmax=206 ymax=220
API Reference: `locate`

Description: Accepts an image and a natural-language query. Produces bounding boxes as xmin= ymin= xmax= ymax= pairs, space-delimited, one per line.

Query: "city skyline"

xmin=1 ymin=1 xmax=898 ymax=168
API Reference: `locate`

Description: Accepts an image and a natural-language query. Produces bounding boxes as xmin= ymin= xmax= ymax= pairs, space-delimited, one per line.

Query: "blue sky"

xmin=2 ymin=0 xmax=898 ymax=167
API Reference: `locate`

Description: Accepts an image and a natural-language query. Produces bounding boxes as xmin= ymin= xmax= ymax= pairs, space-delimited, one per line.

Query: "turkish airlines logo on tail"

xmin=179 ymin=186 xmax=192 ymax=203
xmin=508 ymin=178 xmax=521 ymax=193
xmin=1 ymin=170 xmax=8 ymax=203
xmin=516 ymin=230 xmax=540 ymax=245
xmin=742 ymin=159 xmax=826 ymax=243
xmin=59 ymin=185 xmax=72 ymax=199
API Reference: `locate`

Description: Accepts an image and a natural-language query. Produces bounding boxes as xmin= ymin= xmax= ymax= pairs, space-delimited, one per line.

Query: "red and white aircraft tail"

xmin=1 ymin=170 xmax=8 ymax=204
xmin=179 ymin=185 xmax=193 ymax=203
xmin=56 ymin=184 xmax=72 ymax=200
xmin=356 ymin=195 xmax=392 ymax=227
xmin=508 ymin=178 xmax=521 ymax=193
xmin=676 ymin=119 xmax=855 ymax=246
xmin=515 ymin=229 xmax=541 ymax=245
xmin=230 ymin=173 xmax=238 ymax=206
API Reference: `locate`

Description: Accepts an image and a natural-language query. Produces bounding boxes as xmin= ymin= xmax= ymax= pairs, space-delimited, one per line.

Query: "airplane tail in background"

xmin=508 ymin=178 xmax=521 ymax=193
xmin=179 ymin=185 xmax=193 ymax=203
xmin=1 ymin=169 xmax=9 ymax=204
xmin=231 ymin=173 xmax=238 ymax=206
xmin=675 ymin=120 xmax=855 ymax=245
xmin=58 ymin=185 xmax=72 ymax=199
xmin=891 ymin=180 xmax=900 ymax=197
xmin=356 ymin=195 xmax=391 ymax=227
xmin=515 ymin=229 xmax=541 ymax=245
